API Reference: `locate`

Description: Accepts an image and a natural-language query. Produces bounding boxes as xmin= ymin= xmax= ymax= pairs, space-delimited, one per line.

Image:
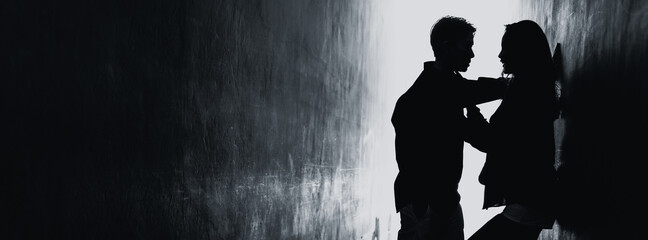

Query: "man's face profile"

xmin=449 ymin=34 xmax=475 ymax=72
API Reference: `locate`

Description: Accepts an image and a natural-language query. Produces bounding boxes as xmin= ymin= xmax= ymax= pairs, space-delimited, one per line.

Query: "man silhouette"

xmin=391 ymin=16 xmax=505 ymax=240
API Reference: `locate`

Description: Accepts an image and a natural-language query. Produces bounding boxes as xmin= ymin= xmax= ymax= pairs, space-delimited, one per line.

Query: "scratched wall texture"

xmin=5 ymin=0 xmax=383 ymax=239
xmin=180 ymin=0 xmax=382 ymax=239
xmin=518 ymin=1 xmax=648 ymax=239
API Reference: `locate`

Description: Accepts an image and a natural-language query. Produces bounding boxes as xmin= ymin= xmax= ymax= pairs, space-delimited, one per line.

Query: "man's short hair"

xmin=430 ymin=16 xmax=476 ymax=56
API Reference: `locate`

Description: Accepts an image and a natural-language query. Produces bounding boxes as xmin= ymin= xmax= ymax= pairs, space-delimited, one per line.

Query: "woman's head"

xmin=498 ymin=20 xmax=554 ymax=77
xmin=499 ymin=20 xmax=559 ymax=118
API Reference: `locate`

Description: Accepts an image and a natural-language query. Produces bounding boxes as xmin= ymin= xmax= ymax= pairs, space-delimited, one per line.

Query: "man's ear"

xmin=437 ymin=41 xmax=451 ymax=57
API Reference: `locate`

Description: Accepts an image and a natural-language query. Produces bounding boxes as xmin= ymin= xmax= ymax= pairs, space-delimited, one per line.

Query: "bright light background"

xmin=369 ymin=0 xmax=522 ymax=238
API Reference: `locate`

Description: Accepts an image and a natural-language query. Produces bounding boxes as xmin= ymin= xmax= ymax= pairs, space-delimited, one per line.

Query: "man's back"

xmin=392 ymin=61 xmax=466 ymax=216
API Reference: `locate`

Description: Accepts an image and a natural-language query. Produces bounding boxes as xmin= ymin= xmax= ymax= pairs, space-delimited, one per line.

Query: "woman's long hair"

xmin=503 ymin=20 xmax=559 ymax=119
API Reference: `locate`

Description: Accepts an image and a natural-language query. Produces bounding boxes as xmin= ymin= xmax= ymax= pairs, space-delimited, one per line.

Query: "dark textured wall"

xmin=5 ymin=0 xmax=381 ymax=239
xmin=518 ymin=1 xmax=648 ymax=239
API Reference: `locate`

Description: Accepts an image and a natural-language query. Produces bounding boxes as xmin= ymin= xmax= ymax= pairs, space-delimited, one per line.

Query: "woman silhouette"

xmin=465 ymin=20 xmax=559 ymax=240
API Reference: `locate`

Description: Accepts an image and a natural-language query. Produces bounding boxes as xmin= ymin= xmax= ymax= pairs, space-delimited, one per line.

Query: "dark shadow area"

xmin=5 ymin=0 xmax=193 ymax=238
xmin=555 ymin=52 xmax=647 ymax=238
xmin=546 ymin=4 xmax=648 ymax=239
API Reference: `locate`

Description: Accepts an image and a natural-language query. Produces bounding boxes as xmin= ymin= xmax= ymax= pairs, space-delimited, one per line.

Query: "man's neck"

xmin=432 ymin=61 xmax=458 ymax=76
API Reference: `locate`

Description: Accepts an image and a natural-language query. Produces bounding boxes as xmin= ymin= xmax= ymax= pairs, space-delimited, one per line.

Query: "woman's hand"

xmin=466 ymin=105 xmax=485 ymax=121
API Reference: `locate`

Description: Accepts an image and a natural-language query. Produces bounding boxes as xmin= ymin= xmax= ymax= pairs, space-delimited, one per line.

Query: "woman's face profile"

xmin=498 ymin=33 xmax=519 ymax=74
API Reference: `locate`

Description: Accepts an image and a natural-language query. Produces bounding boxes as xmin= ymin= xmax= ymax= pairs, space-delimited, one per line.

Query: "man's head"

xmin=430 ymin=16 xmax=476 ymax=72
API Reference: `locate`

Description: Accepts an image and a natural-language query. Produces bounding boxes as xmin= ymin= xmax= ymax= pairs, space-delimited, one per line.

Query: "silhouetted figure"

xmin=465 ymin=20 xmax=559 ymax=240
xmin=391 ymin=16 xmax=505 ymax=240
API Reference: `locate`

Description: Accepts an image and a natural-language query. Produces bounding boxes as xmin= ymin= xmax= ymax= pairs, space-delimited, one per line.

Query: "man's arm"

xmin=461 ymin=77 xmax=508 ymax=106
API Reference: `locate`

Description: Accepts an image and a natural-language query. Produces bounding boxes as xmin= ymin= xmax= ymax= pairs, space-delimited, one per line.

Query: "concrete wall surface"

xmin=519 ymin=1 xmax=648 ymax=239
xmin=5 ymin=0 xmax=386 ymax=239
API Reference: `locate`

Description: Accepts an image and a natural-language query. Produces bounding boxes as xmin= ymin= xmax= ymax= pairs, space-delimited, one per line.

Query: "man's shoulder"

xmin=392 ymin=75 xmax=441 ymax=120
xmin=396 ymin=78 xmax=427 ymax=104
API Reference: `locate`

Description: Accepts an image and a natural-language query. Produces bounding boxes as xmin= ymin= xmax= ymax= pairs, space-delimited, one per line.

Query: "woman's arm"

xmin=464 ymin=105 xmax=492 ymax=152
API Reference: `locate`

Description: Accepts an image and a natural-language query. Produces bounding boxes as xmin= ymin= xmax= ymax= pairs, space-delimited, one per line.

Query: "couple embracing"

xmin=392 ymin=16 xmax=558 ymax=240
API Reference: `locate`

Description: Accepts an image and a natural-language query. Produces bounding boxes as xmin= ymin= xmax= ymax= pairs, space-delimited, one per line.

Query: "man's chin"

xmin=457 ymin=65 xmax=469 ymax=72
